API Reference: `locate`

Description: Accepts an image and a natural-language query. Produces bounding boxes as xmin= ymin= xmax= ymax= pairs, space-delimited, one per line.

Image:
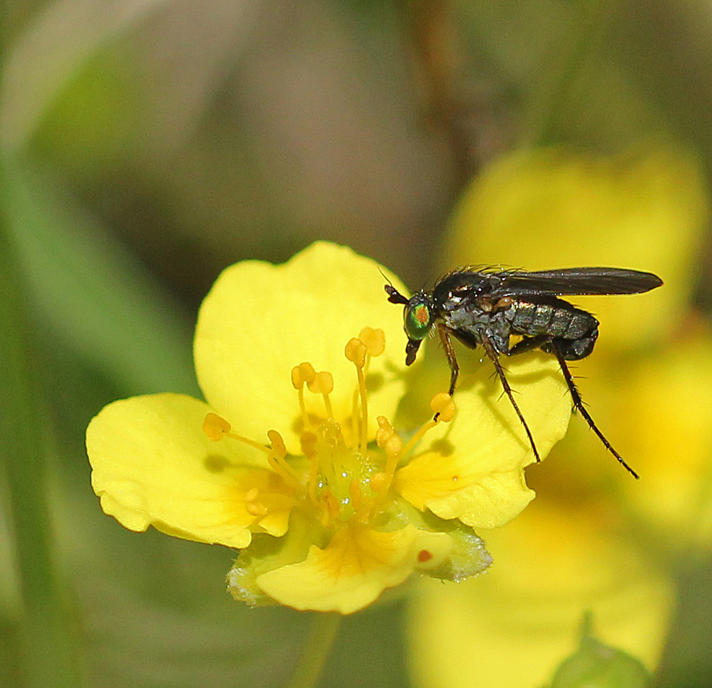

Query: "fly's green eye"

xmin=405 ymin=303 xmax=431 ymax=340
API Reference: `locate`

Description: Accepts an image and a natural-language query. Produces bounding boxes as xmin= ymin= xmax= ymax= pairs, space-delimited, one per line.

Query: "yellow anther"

xmin=291 ymin=362 xmax=316 ymax=389
xmin=300 ymin=431 xmax=317 ymax=457
xmin=376 ymin=416 xmax=396 ymax=447
xmin=370 ymin=472 xmax=388 ymax=493
xmin=359 ymin=327 xmax=385 ymax=357
xmin=307 ymin=370 xmax=334 ymax=395
xmin=431 ymin=393 xmax=456 ymax=422
xmin=384 ymin=433 xmax=403 ymax=458
xmin=246 ymin=501 xmax=268 ymax=516
xmin=344 ymin=337 xmax=367 ymax=368
xmin=203 ymin=413 xmax=231 ymax=441
xmin=267 ymin=430 xmax=287 ymax=459
xmin=245 ymin=487 xmax=260 ymax=502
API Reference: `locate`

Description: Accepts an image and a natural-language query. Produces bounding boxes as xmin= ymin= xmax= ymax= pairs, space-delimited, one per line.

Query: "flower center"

xmin=202 ymin=327 xmax=456 ymax=529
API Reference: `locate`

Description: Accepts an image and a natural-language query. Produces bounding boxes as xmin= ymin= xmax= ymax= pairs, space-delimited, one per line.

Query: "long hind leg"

xmin=549 ymin=340 xmax=639 ymax=479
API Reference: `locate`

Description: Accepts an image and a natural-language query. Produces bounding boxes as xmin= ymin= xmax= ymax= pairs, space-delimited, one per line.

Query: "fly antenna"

xmin=380 ymin=267 xmax=409 ymax=305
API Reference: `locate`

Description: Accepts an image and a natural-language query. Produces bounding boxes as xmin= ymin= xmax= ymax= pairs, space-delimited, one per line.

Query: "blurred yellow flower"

xmin=86 ymin=241 xmax=571 ymax=614
xmin=407 ymin=146 xmax=706 ymax=685
xmin=408 ymin=503 xmax=673 ymax=688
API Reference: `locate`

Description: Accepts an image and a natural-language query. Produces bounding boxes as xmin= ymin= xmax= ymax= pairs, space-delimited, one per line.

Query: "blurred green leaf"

xmin=1 ymin=0 xmax=171 ymax=153
xmin=5 ymin=161 xmax=198 ymax=396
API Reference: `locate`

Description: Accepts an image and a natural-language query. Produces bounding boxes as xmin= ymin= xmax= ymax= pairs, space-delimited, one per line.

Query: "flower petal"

xmin=612 ymin=330 xmax=712 ymax=548
xmin=407 ymin=505 xmax=674 ymax=688
xmin=86 ymin=393 xmax=293 ymax=548
xmin=395 ymin=353 xmax=571 ymax=528
xmin=256 ymin=524 xmax=452 ymax=613
xmin=194 ymin=241 xmax=408 ymax=452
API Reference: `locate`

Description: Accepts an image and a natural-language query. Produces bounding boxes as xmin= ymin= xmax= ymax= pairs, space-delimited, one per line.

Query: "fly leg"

xmin=437 ymin=324 xmax=460 ymax=396
xmin=481 ymin=333 xmax=541 ymax=462
xmin=550 ymin=340 xmax=639 ymax=479
xmin=432 ymin=324 xmax=460 ymax=422
xmin=504 ymin=334 xmax=549 ymax=357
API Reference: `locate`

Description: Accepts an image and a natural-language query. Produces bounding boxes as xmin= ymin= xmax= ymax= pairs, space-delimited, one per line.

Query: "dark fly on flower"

xmin=385 ymin=266 xmax=663 ymax=479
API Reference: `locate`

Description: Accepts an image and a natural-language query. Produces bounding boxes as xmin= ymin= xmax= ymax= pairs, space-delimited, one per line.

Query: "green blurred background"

xmin=2 ymin=1 xmax=712 ymax=686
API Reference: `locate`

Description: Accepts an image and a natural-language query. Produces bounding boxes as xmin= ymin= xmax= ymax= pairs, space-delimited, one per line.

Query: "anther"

xmin=345 ymin=338 xmax=367 ymax=368
xmin=308 ymin=370 xmax=335 ymax=418
xmin=431 ymin=393 xmax=456 ymax=423
xmin=203 ymin=413 xmax=231 ymax=441
xmin=291 ymin=362 xmax=316 ymax=389
xmin=203 ymin=413 xmax=270 ymax=453
xmin=376 ymin=416 xmax=396 ymax=448
xmin=266 ymin=429 xmax=300 ymax=484
xmin=400 ymin=394 xmax=457 ymax=460
xmin=359 ymin=327 xmax=385 ymax=357
xmin=292 ymin=362 xmax=315 ymax=429
xmin=267 ymin=430 xmax=287 ymax=459
xmin=307 ymin=371 xmax=334 ymax=395
xmin=346 ymin=337 xmax=369 ymax=453
xmin=300 ymin=431 xmax=317 ymax=457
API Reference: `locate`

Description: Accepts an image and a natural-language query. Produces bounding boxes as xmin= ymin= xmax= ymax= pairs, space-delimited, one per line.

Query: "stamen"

xmin=266 ymin=429 xmax=301 ymax=485
xmin=373 ymin=416 xmax=403 ymax=498
xmin=203 ymin=413 xmax=270 ymax=453
xmin=400 ymin=394 xmax=457 ymax=459
xmin=300 ymin=431 xmax=319 ymax=504
xmin=431 ymin=393 xmax=456 ymax=422
xmin=291 ymin=362 xmax=316 ymax=429
xmin=202 ymin=413 xmax=231 ymax=441
xmin=245 ymin=488 xmax=268 ymax=516
xmin=345 ymin=337 xmax=369 ymax=454
xmin=359 ymin=327 xmax=385 ymax=357
xmin=308 ymin=371 xmax=335 ymax=419
xmin=359 ymin=327 xmax=385 ymax=378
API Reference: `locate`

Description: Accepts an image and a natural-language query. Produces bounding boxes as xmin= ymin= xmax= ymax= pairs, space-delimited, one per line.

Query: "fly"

xmin=385 ymin=266 xmax=663 ymax=479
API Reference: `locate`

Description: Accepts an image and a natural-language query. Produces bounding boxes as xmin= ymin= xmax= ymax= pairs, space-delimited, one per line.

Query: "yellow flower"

xmin=407 ymin=146 xmax=703 ymax=684
xmin=86 ymin=241 xmax=571 ymax=614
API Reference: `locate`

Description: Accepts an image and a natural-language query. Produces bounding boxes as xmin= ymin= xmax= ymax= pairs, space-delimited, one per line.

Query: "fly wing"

xmin=487 ymin=267 xmax=663 ymax=297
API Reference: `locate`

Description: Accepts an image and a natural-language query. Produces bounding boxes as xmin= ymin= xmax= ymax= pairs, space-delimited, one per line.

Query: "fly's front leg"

xmin=433 ymin=324 xmax=459 ymax=422
xmin=481 ymin=333 xmax=541 ymax=462
xmin=437 ymin=324 xmax=459 ymax=396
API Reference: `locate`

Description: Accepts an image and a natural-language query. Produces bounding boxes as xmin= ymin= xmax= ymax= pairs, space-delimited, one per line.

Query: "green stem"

xmin=0 ymin=170 xmax=82 ymax=685
xmin=521 ymin=0 xmax=614 ymax=147
xmin=287 ymin=613 xmax=342 ymax=688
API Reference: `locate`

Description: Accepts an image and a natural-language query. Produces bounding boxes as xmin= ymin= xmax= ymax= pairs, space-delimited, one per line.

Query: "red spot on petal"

xmin=418 ymin=549 xmax=433 ymax=563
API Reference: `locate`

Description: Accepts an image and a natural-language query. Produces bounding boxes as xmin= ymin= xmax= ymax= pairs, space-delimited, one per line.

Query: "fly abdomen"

xmin=510 ymin=300 xmax=597 ymax=340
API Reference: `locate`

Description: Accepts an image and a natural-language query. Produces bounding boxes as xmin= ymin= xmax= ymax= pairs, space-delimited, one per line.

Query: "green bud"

xmin=550 ymin=615 xmax=651 ymax=688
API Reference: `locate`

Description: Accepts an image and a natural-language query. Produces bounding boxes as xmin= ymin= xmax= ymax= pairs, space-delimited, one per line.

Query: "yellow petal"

xmin=395 ymin=353 xmax=571 ymax=528
xmin=194 ymin=241 xmax=408 ymax=453
xmin=86 ymin=393 xmax=292 ymax=548
xmin=613 ymin=329 xmax=712 ymax=548
xmin=256 ymin=524 xmax=452 ymax=613
xmin=444 ymin=147 xmax=707 ymax=352
xmin=407 ymin=504 xmax=674 ymax=688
